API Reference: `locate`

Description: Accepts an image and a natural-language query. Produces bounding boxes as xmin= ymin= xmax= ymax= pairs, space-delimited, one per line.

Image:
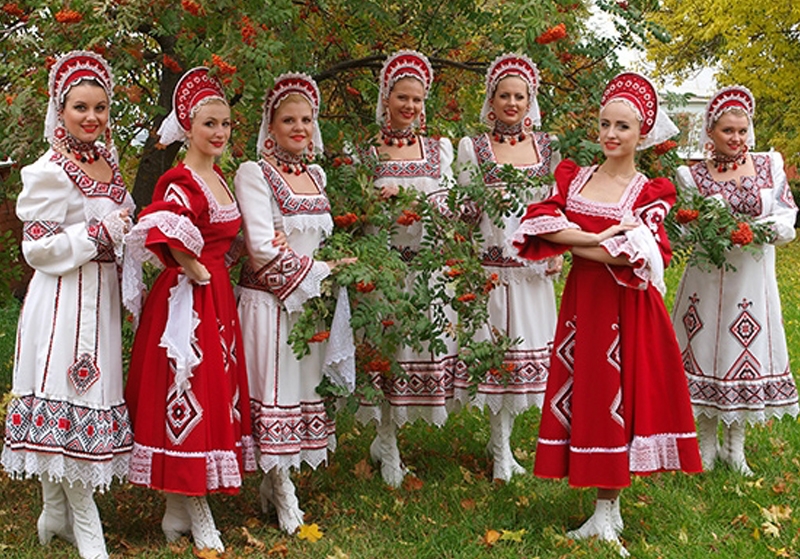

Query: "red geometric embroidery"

xmin=239 ymin=248 xmax=313 ymax=302
xmin=371 ymin=136 xmax=443 ymax=180
xmin=165 ymin=383 xmax=203 ymax=445
xmin=682 ymin=294 xmax=703 ymax=340
xmin=50 ymin=147 xmax=127 ymax=203
xmin=729 ymin=299 xmax=761 ymax=348
xmin=23 ymin=220 xmax=62 ymax=241
xmin=258 ymin=160 xmax=330 ymax=217
xmin=555 ymin=317 xmax=577 ymax=373
xmin=87 ymin=222 xmax=115 ymax=262
xmin=481 ymin=245 xmax=524 ymax=268
xmin=67 ymin=353 xmax=101 ymax=395
xmin=691 ymin=154 xmax=771 ymax=217
xmin=472 ymin=131 xmax=553 ymax=185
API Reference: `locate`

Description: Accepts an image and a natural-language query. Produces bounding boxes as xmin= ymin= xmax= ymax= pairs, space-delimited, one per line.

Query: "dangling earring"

xmin=262 ymin=134 xmax=276 ymax=157
xmin=419 ymin=111 xmax=426 ymax=134
xmin=487 ymin=110 xmax=497 ymax=122
xmin=53 ymin=116 xmax=68 ymax=152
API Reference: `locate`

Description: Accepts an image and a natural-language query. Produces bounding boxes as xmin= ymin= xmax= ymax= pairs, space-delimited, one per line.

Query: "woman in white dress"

xmin=671 ymin=86 xmax=798 ymax=475
xmin=236 ymin=73 xmax=355 ymax=533
xmin=354 ymin=50 xmax=458 ymax=487
xmin=455 ymin=53 xmax=559 ymax=481
xmin=2 ymin=51 xmax=134 ymax=559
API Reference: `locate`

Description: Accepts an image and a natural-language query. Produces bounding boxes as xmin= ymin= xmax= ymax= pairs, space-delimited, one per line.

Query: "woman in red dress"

xmin=123 ymin=67 xmax=255 ymax=554
xmin=511 ymin=72 xmax=702 ymax=556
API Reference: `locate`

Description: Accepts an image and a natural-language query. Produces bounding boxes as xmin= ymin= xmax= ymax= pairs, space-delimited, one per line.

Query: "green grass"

xmin=2 ymin=244 xmax=800 ymax=558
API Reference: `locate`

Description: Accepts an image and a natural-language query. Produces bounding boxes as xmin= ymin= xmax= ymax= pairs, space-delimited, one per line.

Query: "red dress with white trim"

xmin=124 ymin=163 xmax=255 ymax=496
xmin=2 ymin=148 xmax=134 ymax=489
xmin=512 ymin=160 xmax=702 ymax=488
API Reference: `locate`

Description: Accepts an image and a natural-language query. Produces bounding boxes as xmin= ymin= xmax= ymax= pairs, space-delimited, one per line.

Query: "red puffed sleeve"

xmin=600 ymin=176 xmax=676 ymax=293
xmin=509 ymin=159 xmax=583 ymax=261
xmin=138 ymin=163 xmax=209 ymax=268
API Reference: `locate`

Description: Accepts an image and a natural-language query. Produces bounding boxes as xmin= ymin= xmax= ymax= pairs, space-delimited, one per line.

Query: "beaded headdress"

xmin=375 ymin=50 xmax=433 ymax=131
xmin=600 ymin=72 xmax=679 ymax=150
xmin=44 ymin=50 xmax=114 ymax=148
xmin=157 ymin=67 xmax=227 ymax=145
xmin=700 ymin=85 xmax=756 ymax=149
xmin=481 ymin=53 xmax=541 ymax=129
xmin=257 ymin=72 xmax=324 ymax=157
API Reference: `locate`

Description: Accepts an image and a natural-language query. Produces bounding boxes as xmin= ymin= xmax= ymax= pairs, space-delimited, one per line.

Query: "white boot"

xmin=488 ymin=409 xmax=526 ymax=481
xmin=259 ymin=471 xmax=274 ymax=514
xmin=185 ymin=496 xmax=224 ymax=553
xmin=720 ymin=422 xmax=754 ymax=476
xmin=38 ymin=475 xmax=76 ymax=546
xmin=369 ymin=407 xmax=408 ymax=488
xmin=268 ymin=468 xmax=304 ymax=534
xmin=161 ymin=492 xmax=191 ymax=542
xmin=567 ymin=498 xmax=629 ymax=557
xmin=62 ymin=481 xmax=108 ymax=559
xmin=696 ymin=415 xmax=720 ymax=471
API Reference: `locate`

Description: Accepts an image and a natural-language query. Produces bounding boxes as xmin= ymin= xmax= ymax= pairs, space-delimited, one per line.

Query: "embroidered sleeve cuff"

xmin=87 ymin=222 xmax=116 ymax=263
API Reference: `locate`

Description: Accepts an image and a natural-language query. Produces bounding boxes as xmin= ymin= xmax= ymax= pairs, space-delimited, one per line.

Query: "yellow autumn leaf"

xmin=678 ymin=527 xmax=688 ymax=543
xmin=499 ymin=528 xmax=526 ymax=542
xmin=193 ymin=547 xmax=223 ymax=559
xmin=326 ymin=546 xmax=350 ymax=559
xmin=483 ymin=529 xmax=501 ymax=547
xmin=298 ymin=523 xmax=324 ymax=543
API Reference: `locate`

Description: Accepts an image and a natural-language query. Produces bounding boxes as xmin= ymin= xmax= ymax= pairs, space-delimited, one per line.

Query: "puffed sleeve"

xmin=600 ymin=177 xmax=675 ymax=294
xmin=17 ymin=154 xmax=105 ymax=275
xmin=235 ymin=161 xmax=330 ymax=313
xmin=759 ymin=151 xmax=797 ymax=245
xmin=438 ymin=137 xmax=455 ymax=185
xmin=456 ymin=136 xmax=479 ymax=187
xmin=509 ymin=159 xmax=582 ymax=261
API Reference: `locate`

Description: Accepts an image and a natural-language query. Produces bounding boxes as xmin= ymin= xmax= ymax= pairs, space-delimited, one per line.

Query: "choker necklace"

xmin=65 ymin=135 xmax=100 ymax=164
xmin=492 ymin=121 xmax=526 ymax=145
xmin=273 ymin=144 xmax=307 ymax=175
xmin=710 ymin=146 xmax=748 ymax=173
xmin=381 ymin=125 xmax=416 ymax=147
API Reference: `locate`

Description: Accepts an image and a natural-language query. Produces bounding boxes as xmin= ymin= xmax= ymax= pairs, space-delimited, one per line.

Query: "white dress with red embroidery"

xmin=510 ymin=160 xmax=701 ymax=488
xmin=123 ymin=163 xmax=255 ymax=496
xmin=672 ymin=152 xmax=799 ymax=425
xmin=356 ymin=136 xmax=459 ymax=427
xmin=2 ymin=148 xmax=134 ymax=490
xmin=455 ymin=132 xmax=558 ymax=415
xmin=235 ymin=160 xmax=345 ymax=473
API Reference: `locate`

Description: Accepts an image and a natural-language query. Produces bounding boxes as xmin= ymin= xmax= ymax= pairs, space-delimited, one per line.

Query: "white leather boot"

xmin=161 ymin=492 xmax=191 ymax=542
xmin=369 ymin=406 xmax=408 ymax=488
xmin=696 ymin=415 xmax=720 ymax=471
xmin=567 ymin=498 xmax=629 ymax=557
xmin=259 ymin=471 xmax=274 ymax=514
xmin=185 ymin=496 xmax=224 ymax=553
xmin=62 ymin=481 xmax=108 ymax=559
xmin=38 ymin=475 xmax=75 ymax=546
xmin=721 ymin=421 xmax=754 ymax=476
xmin=268 ymin=467 xmax=305 ymax=534
xmin=488 ymin=409 xmax=526 ymax=481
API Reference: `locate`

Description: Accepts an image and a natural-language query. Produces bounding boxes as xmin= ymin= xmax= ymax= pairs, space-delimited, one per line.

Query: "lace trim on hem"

xmin=693 ymin=403 xmax=799 ymax=427
xmin=127 ymin=442 xmax=249 ymax=490
xmin=256 ymin=441 xmax=336 ymax=473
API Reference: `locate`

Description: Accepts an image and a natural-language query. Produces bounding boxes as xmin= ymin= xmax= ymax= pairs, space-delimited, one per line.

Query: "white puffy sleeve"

xmin=456 ymin=136 xmax=479 ymax=187
xmin=759 ymin=152 xmax=797 ymax=246
xmin=17 ymin=154 xmax=105 ymax=275
xmin=675 ymin=165 xmax=697 ymax=193
xmin=438 ymin=136 xmax=455 ymax=187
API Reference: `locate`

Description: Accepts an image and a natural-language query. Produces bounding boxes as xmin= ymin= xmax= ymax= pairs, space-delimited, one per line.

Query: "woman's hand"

xmin=171 ymin=249 xmax=211 ymax=285
xmin=545 ymin=255 xmax=563 ymax=275
xmin=272 ymin=230 xmax=289 ymax=249
xmin=594 ymin=222 xmax=638 ymax=243
xmin=380 ymin=185 xmax=400 ymax=199
xmin=326 ymin=257 xmax=358 ymax=270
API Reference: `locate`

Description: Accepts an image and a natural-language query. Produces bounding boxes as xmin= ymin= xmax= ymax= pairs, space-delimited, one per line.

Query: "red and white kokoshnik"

xmin=257 ymin=72 xmax=324 ymax=157
xmin=375 ymin=49 xmax=433 ymax=130
xmin=600 ymin=71 xmax=679 ymax=150
xmin=45 ymin=50 xmax=115 ymax=148
xmin=157 ymin=66 xmax=226 ymax=145
xmin=480 ymin=52 xmax=542 ymax=128
xmin=700 ymin=85 xmax=756 ymax=149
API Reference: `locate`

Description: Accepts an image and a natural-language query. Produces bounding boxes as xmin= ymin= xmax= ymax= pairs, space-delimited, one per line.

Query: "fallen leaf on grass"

xmin=762 ymin=521 xmax=781 ymax=538
xmin=767 ymin=545 xmax=792 ymax=557
xmin=352 ymin=459 xmax=373 ymax=480
xmin=326 ymin=547 xmax=350 ymax=559
xmin=298 ymin=523 xmax=324 ymax=542
xmin=241 ymin=526 xmax=266 ymax=551
xmin=678 ymin=527 xmax=688 ymax=543
xmin=460 ymin=498 xmax=475 ymax=510
xmin=402 ymin=476 xmax=424 ymax=491
xmin=731 ymin=514 xmax=750 ymax=526
xmin=167 ymin=538 xmax=191 ymax=554
xmin=460 ymin=466 xmax=474 ymax=484
xmin=745 ymin=478 xmax=764 ymax=489
xmin=244 ymin=516 xmax=261 ymax=529
xmin=761 ymin=504 xmax=792 ymax=523
xmin=268 ymin=542 xmax=289 ymax=557
xmin=193 ymin=547 xmax=223 ymax=559
xmin=483 ymin=529 xmax=501 ymax=547
xmin=499 ymin=528 xmax=526 ymax=542
xmin=771 ymin=480 xmax=787 ymax=494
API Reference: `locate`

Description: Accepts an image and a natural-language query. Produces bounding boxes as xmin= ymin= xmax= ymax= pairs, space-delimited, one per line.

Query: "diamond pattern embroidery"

xmin=165 ymin=383 xmax=203 ymax=445
xmin=67 ymin=353 xmax=101 ymax=395
xmin=729 ymin=301 xmax=761 ymax=348
xmin=682 ymin=294 xmax=703 ymax=340
xmin=550 ymin=377 xmax=573 ymax=432
xmin=556 ymin=318 xmax=577 ymax=373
